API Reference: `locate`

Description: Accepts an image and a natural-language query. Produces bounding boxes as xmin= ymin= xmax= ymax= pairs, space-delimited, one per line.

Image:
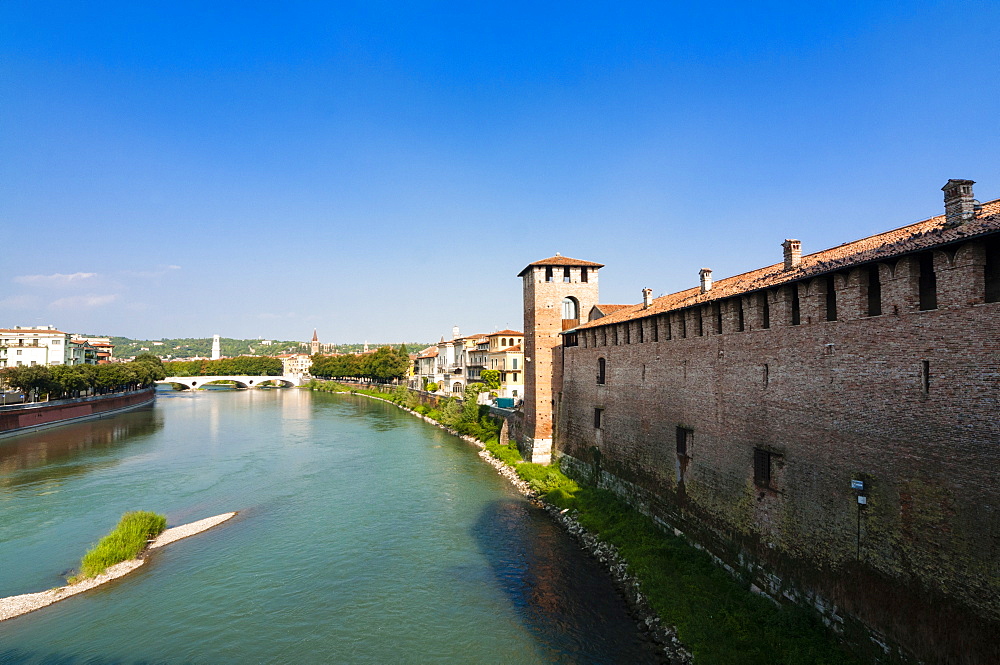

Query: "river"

xmin=0 ymin=388 xmax=662 ymax=664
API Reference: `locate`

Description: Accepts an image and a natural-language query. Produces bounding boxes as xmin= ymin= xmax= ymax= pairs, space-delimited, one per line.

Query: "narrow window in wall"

xmin=664 ymin=315 xmax=671 ymax=340
xmin=696 ymin=310 xmax=704 ymax=336
xmin=676 ymin=427 xmax=692 ymax=457
xmin=597 ymin=357 xmax=606 ymax=384
xmin=737 ymin=299 xmax=745 ymax=332
xmin=594 ymin=408 xmax=603 ymax=429
xmin=512 ymin=358 xmax=518 ymax=369
xmin=679 ymin=313 xmax=687 ymax=338
xmin=985 ymin=238 xmax=1000 ymax=303
xmin=761 ymin=293 xmax=771 ymax=329
xmin=921 ymin=360 xmax=930 ymax=394
xmin=762 ymin=363 xmax=769 ymax=388
xmin=867 ymin=265 xmax=882 ymax=316
xmin=652 ymin=317 xmax=659 ymax=342
xmin=714 ymin=303 xmax=723 ymax=334
xmin=791 ymin=286 xmax=801 ymax=325
xmin=753 ymin=448 xmax=773 ymax=487
xmin=918 ymin=252 xmax=937 ymax=311
xmin=581 ymin=267 xmax=589 ymax=283
xmin=624 ymin=323 xmax=631 ymax=344
xmin=563 ymin=267 xmax=571 ymax=283
xmin=638 ymin=320 xmax=645 ymax=343
xmin=826 ymin=275 xmax=838 ymax=321
xmin=545 ymin=266 xmax=553 ymax=282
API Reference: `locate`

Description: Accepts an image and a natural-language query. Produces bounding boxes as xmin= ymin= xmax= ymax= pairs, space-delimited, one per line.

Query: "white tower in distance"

xmin=211 ymin=334 xmax=221 ymax=360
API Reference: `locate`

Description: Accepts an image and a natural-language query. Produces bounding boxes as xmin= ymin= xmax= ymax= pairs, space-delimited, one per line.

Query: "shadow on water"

xmin=472 ymin=498 xmax=663 ymax=664
xmin=0 ymin=648 xmax=189 ymax=665
xmin=0 ymin=406 xmax=162 ymax=490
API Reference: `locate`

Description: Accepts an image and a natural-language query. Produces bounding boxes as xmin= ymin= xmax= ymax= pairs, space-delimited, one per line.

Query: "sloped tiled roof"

xmin=505 ymin=344 xmax=522 ymax=353
xmin=0 ymin=328 xmax=68 ymax=335
xmin=576 ymin=199 xmax=1000 ymax=330
xmin=417 ymin=346 xmax=439 ymax=359
xmin=591 ymin=304 xmax=630 ymax=317
xmin=517 ymin=255 xmax=605 ymax=277
xmin=489 ymin=329 xmax=523 ymax=336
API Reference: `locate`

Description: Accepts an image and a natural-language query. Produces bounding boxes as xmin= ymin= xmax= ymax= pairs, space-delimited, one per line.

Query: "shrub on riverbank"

xmin=70 ymin=511 xmax=167 ymax=582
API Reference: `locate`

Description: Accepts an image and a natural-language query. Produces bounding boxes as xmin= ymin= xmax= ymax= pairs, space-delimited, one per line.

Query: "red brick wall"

xmin=522 ymin=265 xmax=600 ymax=458
xmin=0 ymin=388 xmax=155 ymax=435
xmin=554 ymin=238 xmax=999 ymax=663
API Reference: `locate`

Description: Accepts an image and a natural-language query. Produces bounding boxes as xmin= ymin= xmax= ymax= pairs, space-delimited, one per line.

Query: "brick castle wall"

xmin=554 ymin=238 xmax=999 ymax=664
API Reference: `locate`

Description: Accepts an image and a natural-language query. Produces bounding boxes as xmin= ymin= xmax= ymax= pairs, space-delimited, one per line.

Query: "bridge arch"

xmin=157 ymin=375 xmax=306 ymax=390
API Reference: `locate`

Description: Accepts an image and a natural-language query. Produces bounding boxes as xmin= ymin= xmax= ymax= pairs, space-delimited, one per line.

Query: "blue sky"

xmin=3 ymin=1 xmax=999 ymax=344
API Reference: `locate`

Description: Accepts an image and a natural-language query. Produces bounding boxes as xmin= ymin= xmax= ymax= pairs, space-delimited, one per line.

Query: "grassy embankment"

xmin=69 ymin=511 xmax=167 ymax=583
xmin=308 ymin=381 xmax=862 ymax=665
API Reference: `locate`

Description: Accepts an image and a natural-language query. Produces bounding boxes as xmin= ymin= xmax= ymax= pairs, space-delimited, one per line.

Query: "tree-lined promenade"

xmin=0 ymin=354 xmax=167 ymax=403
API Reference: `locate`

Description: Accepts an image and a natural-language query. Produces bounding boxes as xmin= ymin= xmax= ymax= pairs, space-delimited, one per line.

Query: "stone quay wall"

xmin=0 ymin=388 xmax=156 ymax=437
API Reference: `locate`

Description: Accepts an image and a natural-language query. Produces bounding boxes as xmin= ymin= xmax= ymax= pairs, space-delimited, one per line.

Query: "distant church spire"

xmin=211 ymin=334 xmax=221 ymax=360
xmin=310 ymin=329 xmax=320 ymax=355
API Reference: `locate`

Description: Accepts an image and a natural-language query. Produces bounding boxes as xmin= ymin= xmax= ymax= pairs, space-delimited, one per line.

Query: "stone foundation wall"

xmin=0 ymin=388 xmax=156 ymax=436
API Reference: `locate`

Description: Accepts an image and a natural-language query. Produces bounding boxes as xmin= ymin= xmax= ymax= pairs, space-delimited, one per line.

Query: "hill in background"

xmin=108 ymin=337 xmax=431 ymax=360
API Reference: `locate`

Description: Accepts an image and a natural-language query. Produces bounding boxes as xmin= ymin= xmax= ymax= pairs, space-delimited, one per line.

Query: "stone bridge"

xmin=158 ymin=375 xmax=308 ymax=390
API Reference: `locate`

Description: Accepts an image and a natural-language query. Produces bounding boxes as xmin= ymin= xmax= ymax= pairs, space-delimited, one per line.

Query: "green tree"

xmin=480 ymin=370 xmax=501 ymax=392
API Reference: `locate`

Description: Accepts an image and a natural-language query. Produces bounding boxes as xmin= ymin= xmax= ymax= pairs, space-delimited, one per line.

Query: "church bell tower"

xmin=518 ymin=254 xmax=602 ymax=464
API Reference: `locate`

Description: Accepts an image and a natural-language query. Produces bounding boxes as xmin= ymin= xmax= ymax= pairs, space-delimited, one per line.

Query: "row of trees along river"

xmin=0 ymin=354 xmax=167 ymax=401
xmin=309 ymin=346 xmax=411 ymax=382
xmin=162 ymin=356 xmax=283 ymax=377
xmin=0 ymin=345 xmax=415 ymax=403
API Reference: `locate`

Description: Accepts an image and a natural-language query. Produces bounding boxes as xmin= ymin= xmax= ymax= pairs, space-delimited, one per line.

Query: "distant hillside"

xmin=109 ymin=337 xmax=431 ymax=359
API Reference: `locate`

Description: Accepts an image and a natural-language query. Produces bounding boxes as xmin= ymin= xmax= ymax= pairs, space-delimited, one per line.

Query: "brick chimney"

xmin=942 ymin=179 xmax=976 ymax=227
xmin=642 ymin=288 xmax=653 ymax=308
xmin=782 ymin=239 xmax=801 ymax=271
xmin=699 ymin=269 xmax=713 ymax=293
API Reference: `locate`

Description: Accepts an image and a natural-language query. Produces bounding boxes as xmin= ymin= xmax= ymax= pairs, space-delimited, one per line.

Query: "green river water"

xmin=0 ymin=388 xmax=661 ymax=664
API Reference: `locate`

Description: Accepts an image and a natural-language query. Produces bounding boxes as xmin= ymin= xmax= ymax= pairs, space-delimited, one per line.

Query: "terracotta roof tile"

xmin=489 ymin=329 xmax=523 ymax=336
xmin=576 ymin=199 xmax=1000 ymax=330
xmin=518 ymin=255 xmax=605 ymax=277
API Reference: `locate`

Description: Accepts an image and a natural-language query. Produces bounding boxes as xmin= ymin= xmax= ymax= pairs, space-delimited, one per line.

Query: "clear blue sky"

xmin=3 ymin=1 xmax=998 ymax=344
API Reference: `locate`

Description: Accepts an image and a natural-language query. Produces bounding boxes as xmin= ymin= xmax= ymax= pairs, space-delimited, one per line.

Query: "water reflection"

xmin=473 ymin=499 xmax=661 ymax=664
xmin=0 ymin=406 xmax=161 ymax=490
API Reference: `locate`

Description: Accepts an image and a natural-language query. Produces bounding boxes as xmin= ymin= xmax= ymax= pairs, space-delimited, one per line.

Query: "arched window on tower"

xmin=562 ymin=296 xmax=579 ymax=321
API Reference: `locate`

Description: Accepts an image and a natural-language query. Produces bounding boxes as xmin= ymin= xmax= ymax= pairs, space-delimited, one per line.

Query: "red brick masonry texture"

xmin=0 ymin=388 xmax=155 ymax=435
xmin=539 ymin=203 xmax=999 ymax=663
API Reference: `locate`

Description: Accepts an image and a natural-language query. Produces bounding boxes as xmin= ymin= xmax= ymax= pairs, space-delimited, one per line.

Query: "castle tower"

xmin=518 ymin=254 xmax=603 ymax=464
xmin=311 ymin=329 xmax=320 ymax=355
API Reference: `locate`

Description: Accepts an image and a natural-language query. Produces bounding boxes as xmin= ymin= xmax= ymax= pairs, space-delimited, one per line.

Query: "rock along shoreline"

xmin=341 ymin=389 xmax=693 ymax=664
xmin=0 ymin=512 xmax=237 ymax=623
